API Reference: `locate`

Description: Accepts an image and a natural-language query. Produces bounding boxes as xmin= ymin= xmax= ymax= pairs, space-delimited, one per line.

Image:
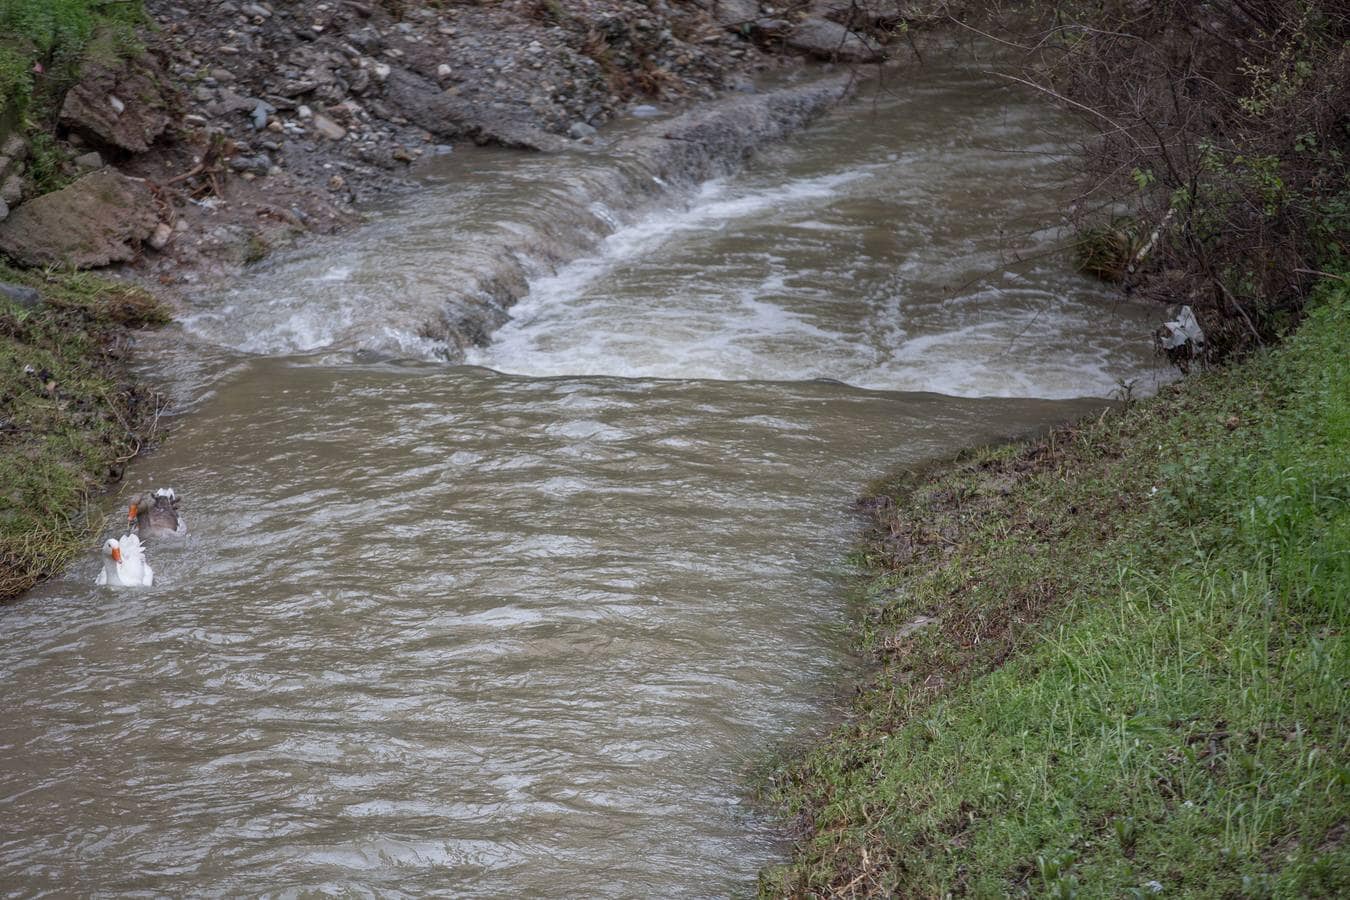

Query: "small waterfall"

xmin=180 ymin=76 xmax=854 ymax=360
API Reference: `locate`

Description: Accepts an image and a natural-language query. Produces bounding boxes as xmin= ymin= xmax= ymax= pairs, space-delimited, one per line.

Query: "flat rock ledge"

xmin=0 ymin=169 xmax=161 ymax=268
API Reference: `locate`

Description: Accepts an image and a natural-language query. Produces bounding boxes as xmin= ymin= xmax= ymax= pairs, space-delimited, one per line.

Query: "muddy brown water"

xmin=2 ymin=54 xmax=1168 ymax=896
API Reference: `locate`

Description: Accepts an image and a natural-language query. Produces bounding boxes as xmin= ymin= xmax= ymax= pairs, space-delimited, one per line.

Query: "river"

xmin=0 ymin=53 xmax=1166 ymax=897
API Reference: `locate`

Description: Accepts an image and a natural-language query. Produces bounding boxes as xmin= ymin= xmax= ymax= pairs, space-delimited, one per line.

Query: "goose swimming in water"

xmin=128 ymin=488 xmax=187 ymax=539
xmin=95 ymin=534 xmax=154 ymax=587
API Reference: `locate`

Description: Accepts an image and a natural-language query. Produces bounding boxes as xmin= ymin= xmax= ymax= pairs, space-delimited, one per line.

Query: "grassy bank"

xmin=761 ymin=277 xmax=1348 ymax=896
xmin=0 ymin=263 xmax=166 ymax=601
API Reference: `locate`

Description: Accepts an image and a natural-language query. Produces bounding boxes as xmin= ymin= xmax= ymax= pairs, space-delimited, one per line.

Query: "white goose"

xmin=95 ymin=534 xmax=154 ymax=587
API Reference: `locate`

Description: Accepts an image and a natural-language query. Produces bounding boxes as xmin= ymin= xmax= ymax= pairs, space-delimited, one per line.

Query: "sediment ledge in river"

xmin=408 ymin=73 xmax=858 ymax=357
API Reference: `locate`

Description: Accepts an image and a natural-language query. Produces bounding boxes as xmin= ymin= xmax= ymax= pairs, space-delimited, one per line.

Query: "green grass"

xmin=761 ymin=279 xmax=1349 ymax=897
xmin=0 ymin=0 xmax=146 ymax=121
xmin=0 ymin=261 xmax=166 ymax=600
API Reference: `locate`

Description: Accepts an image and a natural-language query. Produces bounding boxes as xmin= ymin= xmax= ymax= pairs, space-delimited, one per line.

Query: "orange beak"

xmin=128 ymin=503 xmax=138 ymax=522
xmin=111 ymin=546 xmax=123 ymax=563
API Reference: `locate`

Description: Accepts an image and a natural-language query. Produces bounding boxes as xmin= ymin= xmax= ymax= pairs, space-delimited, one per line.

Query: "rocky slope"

xmin=0 ymin=1 xmax=943 ymax=286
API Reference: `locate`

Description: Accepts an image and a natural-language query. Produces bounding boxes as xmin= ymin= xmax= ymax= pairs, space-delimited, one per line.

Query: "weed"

xmin=995 ymin=1 xmax=1349 ymax=363
xmin=242 ymin=232 xmax=269 ymax=265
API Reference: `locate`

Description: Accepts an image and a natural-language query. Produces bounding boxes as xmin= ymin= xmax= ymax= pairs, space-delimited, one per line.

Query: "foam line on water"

xmin=464 ymin=171 xmax=871 ymax=369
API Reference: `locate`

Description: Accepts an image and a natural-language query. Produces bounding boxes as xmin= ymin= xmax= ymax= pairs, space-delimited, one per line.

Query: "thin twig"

xmin=993 ymin=72 xmax=1148 ymax=153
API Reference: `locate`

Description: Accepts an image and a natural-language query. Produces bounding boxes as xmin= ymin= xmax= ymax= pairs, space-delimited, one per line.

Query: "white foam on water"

xmin=176 ymin=69 xmax=1166 ymax=402
xmin=466 ymin=172 xmax=876 ymax=378
xmin=467 ymin=163 xmax=1162 ymax=399
xmin=181 ymin=296 xmax=358 ymax=355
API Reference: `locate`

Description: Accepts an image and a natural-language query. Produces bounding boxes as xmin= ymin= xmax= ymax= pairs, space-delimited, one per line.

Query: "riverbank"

xmin=0 ymin=265 xmax=167 ymax=602
xmin=760 ymin=276 xmax=1348 ymax=895
xmin=0 ymin=1 xmax=942 ymax=284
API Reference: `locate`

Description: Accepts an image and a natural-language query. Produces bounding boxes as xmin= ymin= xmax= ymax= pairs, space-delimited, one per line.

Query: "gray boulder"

xmin=381 ymin=68 xmax=567 ymax=151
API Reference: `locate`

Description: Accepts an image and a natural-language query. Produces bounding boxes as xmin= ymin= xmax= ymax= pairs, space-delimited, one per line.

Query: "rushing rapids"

xmin=1 ymin=53 xmax=1169 ymax=896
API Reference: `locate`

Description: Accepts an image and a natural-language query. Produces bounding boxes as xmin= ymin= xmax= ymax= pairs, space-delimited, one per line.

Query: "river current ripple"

xmin=2 ymin=53 xmax=1163 ymax=897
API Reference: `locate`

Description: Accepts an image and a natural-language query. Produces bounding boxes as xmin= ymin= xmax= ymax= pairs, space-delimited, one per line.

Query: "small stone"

xmin=251 ymin=100 xmax=272 ymax=130
xmin=436 ymin=63 xmax=452 ymax=79
xmin=297 ymin=104 xmax=313 ymax=119
xmin=630 ymin=104 xmax=661 ymax=118
xmin=373 ymin=62 xmax=392 ymax=80
xmin=148 ymin=221 xmax=173 ymax=250
xmin=312 ymin=114 xmax=346 ymax=140
xmin=109 ymin=95 xmax=125 ymax=115
xmin=0 ymin=174 xmax=22 ymax=205
xmin=73 ymin=150 xmax=104 ymax=171
xmin=0 ymin=281 xmax=41 ymax=308
xmin=727 ymin=75 xmax=756 ymax=94
xmin=327 ymin=173 xmax=345 ymax=190
xmin=567 ymin=121 xmax=598 ymax=140
xmin=227 ymin=153 xmax=271 ymax=175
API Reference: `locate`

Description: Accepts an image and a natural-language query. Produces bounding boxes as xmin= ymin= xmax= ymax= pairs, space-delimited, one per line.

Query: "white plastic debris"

xmin=1160 ymin=305 xmax=1204 ymax=349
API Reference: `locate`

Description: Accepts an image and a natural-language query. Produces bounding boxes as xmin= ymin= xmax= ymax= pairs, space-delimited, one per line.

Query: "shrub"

xmin=1003 ymin=1 xmax=1349 ymax=363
